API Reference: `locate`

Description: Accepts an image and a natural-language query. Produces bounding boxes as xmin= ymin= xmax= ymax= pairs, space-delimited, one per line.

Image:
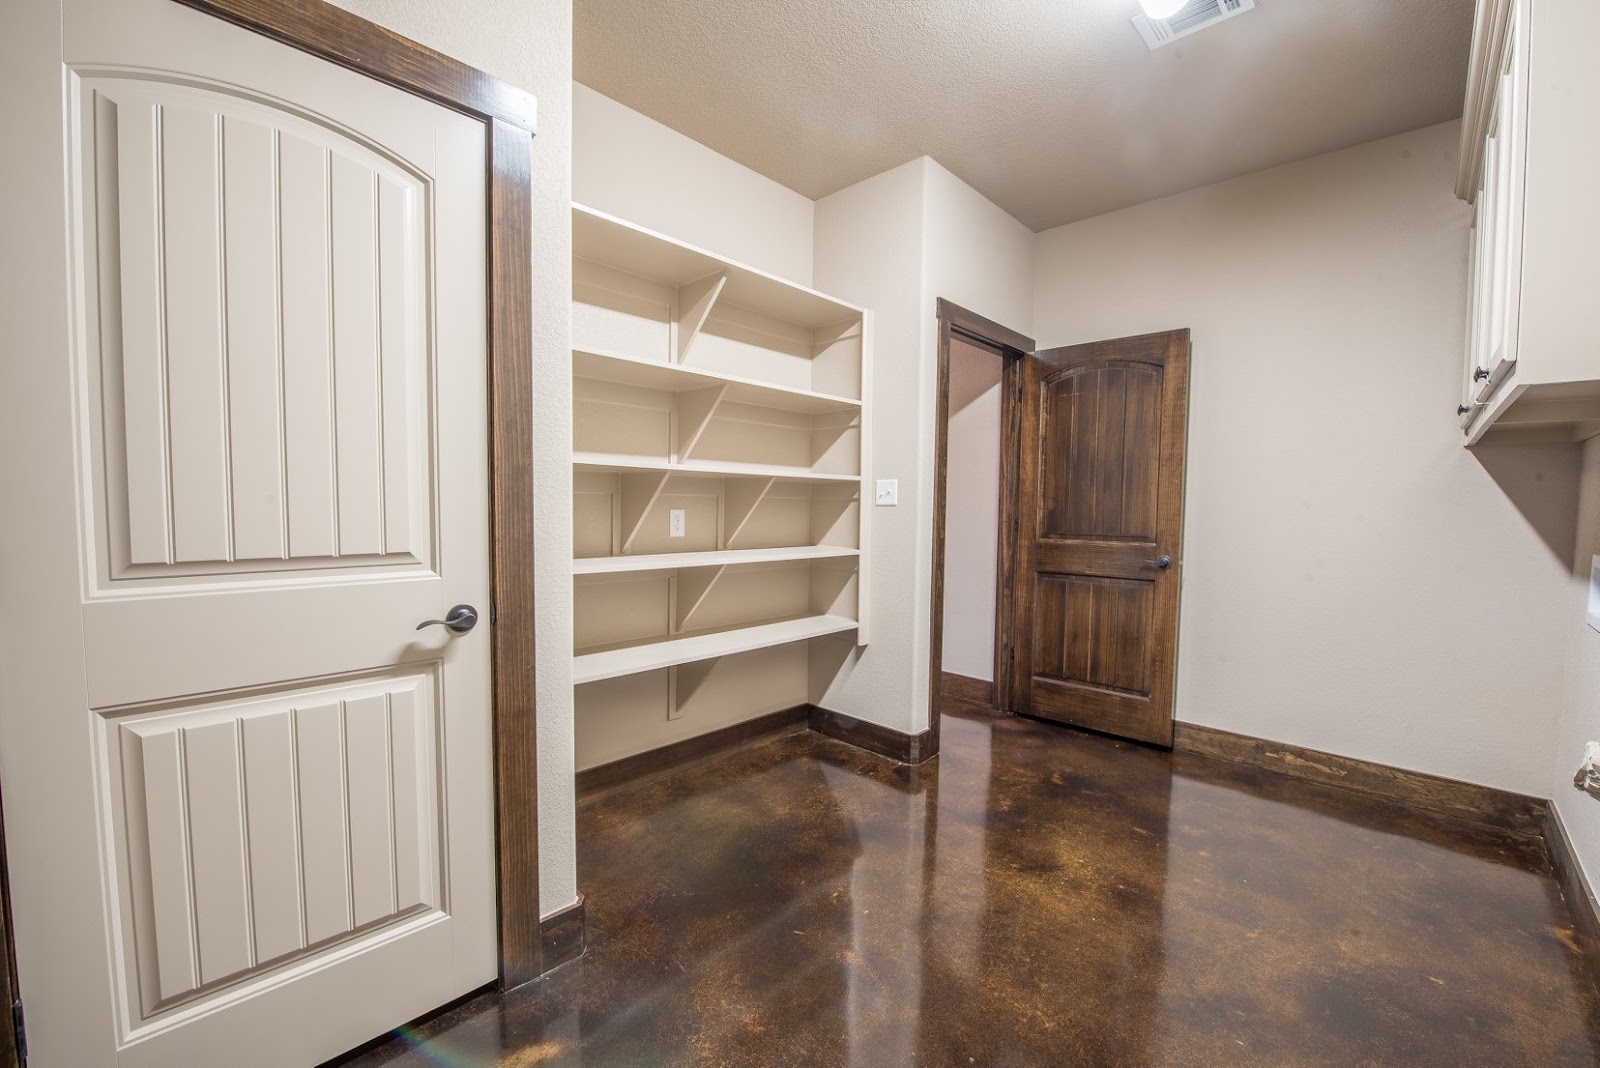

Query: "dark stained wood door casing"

xmin=1012 ymin=330 xmax=1190 ymax=746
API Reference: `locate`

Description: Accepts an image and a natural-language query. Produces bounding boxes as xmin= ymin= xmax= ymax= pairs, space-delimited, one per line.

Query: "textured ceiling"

xmin=575 ymin=0 xmax=1473 ymax=231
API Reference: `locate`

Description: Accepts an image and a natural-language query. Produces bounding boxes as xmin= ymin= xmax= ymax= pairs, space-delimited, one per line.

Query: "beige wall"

xmin=813 ymin=158 xmax=1033 ymax=732
xmin=1032 ymin=121 xmax=1574 ymax=796
xmin=942 ymin=339 xmax=1003 ymax=682
xmin=1553 ymin=436 xmax=1600 ymax=900
xmin=574 ymin=83 xmax=815 ymax=285
xmin=326 ymin=0 xmax=578 ymax=916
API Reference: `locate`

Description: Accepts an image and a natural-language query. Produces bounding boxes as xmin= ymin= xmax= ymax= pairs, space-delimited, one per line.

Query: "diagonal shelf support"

xmin=674 ymin=565 xmax=727 ymax=633
xmin=619 ymin=471 xmax=671 ymax=554
xmin=723 ymin=476 xmax=777 ymax=549
xmin=668 ymin=659 xmax=717 ymax=720
xmin=674 ymin=384 xmax=727 ymax=463
xmin=676 ymin=270 xmax=728 ymax=364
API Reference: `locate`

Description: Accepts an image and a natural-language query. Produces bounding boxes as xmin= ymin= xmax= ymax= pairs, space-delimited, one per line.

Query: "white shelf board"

xmin=573 ymin=452 xmax=861 ymax=484
xmin=574 ymin=545 xmax=860 ymax=575
xmin=573 ymin=614 xmax=859 ymax=685
xmin=573 ymin=348 xmax=860 ymax=414
xmin=574 ymin=204 xmax=864 ymax=329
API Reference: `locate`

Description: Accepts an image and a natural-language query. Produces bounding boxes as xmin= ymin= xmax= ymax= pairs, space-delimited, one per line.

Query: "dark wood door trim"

xmin=168 ymin=0 xmax=544 ymax=990
xmin=930 ymin=299 xmax=1034 ymax=754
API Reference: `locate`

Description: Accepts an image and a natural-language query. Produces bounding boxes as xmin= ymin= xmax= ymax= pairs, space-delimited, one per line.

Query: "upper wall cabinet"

xmin=1459 ymin=0 xmax=1600 ymax=445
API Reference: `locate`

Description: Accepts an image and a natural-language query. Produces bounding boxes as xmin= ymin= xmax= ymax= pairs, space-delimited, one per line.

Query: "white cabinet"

xmin=1459 ymin=0 xmax=1600 ymax=445
xmin=568 ymin=205 xmax=870 ymax=766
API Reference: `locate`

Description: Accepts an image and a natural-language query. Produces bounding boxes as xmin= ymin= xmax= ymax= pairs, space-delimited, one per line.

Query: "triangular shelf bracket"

xmin=619 ymin=471 xmax=672 ymax=555
xmin=724 ymin=476 xmax=777 ymax=549
xmin=676 ymin=271 xmax=728 ymax=364
xmin=674 ymin=384 xmax=727 ymax=463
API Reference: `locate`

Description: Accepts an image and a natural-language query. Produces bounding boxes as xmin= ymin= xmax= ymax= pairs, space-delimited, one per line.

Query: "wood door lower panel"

xmin=1030 ymin=572 xmax=1160 ymax=740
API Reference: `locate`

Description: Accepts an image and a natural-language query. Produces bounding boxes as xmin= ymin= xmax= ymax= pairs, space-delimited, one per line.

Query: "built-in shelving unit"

xmin=570 ymin=204 xmax=871 ymax=767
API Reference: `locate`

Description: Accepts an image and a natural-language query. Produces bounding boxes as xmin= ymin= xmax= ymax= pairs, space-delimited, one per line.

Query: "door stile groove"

xmin=271 ymin=127 xmax=291 ymax=561
xmin=176 ymin=727 xmax=204 ymax=990
xmin=370 ymin=169 xmax=388 ymax=557
xmin=323 ymin=147 xmax=342 ymax=554
xmin=155 ymin=103 xmax=178 ymax=566
xmin=337 ymin=699 xmax=356 ymax=933
xmin=287 ymin=701 xmax=309 ymax=952
xmin=229 ymin=716 xmax=257 ymax=970
xmin=215 ymin=111 xmax=238 ymax=564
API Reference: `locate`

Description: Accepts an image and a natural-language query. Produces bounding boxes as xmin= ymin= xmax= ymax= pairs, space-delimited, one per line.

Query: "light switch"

xmin=875 ymin=479 xmax=898 ymax=506
xmin=669 ymin=508 xmax=686 ymax=538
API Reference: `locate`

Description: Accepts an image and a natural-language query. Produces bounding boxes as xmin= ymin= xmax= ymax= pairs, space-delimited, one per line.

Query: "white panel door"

xmin=0 ymin=0 xmax=497 ymax=1064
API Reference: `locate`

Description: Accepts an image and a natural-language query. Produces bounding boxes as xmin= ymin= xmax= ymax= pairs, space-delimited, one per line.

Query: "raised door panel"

xmin=81 ymin=75 xmax=432 ymax=586
xmin=1040 ymin=364 xmax=1162 ymax=542
xmin=105 ymin=670 xmax=442 ymax=1020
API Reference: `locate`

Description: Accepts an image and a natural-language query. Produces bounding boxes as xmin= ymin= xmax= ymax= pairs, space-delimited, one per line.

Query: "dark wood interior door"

xmin=1011 ymin=330 xmax=1190 ymax=746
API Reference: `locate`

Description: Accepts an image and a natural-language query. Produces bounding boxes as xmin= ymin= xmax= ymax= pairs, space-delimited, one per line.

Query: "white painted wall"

xmin=1031 ymin=121 xmax=1573 ymax=796
xmin=814 ymin=158 xmax=1033 ymax=733
xmin=327 ymin=0 xmax=578 ymax=915
xmin=942 ymin=339 xmax=1003 ymax=682
xmin=574 ymin=83 xmax=814 ymax=285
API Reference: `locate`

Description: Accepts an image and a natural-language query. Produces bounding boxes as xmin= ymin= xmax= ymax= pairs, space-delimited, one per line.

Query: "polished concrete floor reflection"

xmin=346 ymin=708 xmax=1600 ymax=1067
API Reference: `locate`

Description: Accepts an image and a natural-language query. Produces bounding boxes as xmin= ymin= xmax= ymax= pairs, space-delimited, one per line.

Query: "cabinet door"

xmin=1466 ymin=0 xmax=1527 ymax=407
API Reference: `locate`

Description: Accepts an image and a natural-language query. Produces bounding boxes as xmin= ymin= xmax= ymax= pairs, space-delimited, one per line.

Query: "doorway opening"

xmin=929 ymin=300 xmax=1034 ymax=742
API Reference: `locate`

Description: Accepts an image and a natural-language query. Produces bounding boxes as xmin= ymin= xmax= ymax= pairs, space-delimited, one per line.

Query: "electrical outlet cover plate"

xmin=875 ymin=479 xmax=898 ymax=506
xmin=669 ymin=508 xmax=686 ymax=538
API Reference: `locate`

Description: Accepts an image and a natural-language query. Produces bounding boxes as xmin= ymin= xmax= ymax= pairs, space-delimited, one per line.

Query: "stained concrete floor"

xmin=343 ymin=708 xmax=1600 ymax=1067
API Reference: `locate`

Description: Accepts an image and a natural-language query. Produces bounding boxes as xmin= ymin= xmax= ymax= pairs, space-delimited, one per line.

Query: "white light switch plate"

xmin=875 ymin=479 xmax=898 ymax=506
xmin=669 ymin=508 xmax=686 ymax=538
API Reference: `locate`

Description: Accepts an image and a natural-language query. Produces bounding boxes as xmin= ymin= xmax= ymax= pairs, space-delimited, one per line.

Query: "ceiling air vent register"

xmin=1133 ymin=0 xmax=1257 ymax=50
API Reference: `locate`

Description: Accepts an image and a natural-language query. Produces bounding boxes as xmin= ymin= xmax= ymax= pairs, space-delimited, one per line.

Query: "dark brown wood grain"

xmin=487 ymin=118 xmax=541 ymax=990
xmin=940 ymin=672 xmax=995 ymax=708
xmin=1013 ymin=330 xmax=1190 ymax=747
xmin=929 ymin=300 xmax=1034 ymax=743
xmin=537 ymin=895 xmax=586 ymax=974
xmin=576 ymin=705 xmax=810 ymax=800
xmin=1175 ymin=720 xmax=1550 ymax=838
xmin=172 ymin=0 xmax=546 ymax=991
xmin=808 ymin=705 xmax=935 ymax=765
xmin=172 ymin=0 xmax=538 ymax=130
xmin=1544 ymin=807 xmax=1600 ymax=996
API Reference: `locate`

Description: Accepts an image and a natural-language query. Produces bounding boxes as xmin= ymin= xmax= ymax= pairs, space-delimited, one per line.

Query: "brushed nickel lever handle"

xmin=1143 ymin=556 xmax=1172 ymax=571
xmin=416 ymin=604 xmax=479 ymax=633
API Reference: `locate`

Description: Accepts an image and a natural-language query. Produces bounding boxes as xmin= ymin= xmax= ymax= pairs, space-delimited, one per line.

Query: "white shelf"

xmin=573 ymin=348 xmax=860 ymax=415
xmin=574 ymin=545 xmax=859 ymax=575
xmin=573 ymin=615 xmax=859 ymax=685
xmin=573 ymin=452 xmax=861 ymax=484
xmin=574 ymin=204 xmax=864 ymax=329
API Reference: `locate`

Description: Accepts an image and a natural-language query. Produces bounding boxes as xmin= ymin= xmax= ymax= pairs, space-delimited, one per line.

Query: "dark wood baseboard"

xmin=1174 ymin=721 xmax=1549 ymax=839
xmin=940 ymin=672 xmax=994 ymax=708
xmin=808 ymin=704 xmax=937 ymax=764
xmin=538 ymin=894 xmax=586 ymax=973
xmin=1544 ymin=806 xmax=1600 ymax=993
xmin=576 ymin=704 xmax=810 ymax=801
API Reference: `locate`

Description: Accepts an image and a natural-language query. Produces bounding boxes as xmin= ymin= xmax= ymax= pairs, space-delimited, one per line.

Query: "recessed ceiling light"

xmin=1138 ymin=0 xmax=1189 ymax=17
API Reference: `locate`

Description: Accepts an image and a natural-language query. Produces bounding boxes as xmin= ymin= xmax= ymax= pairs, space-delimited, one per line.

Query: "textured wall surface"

xmin=574 ymin=83 xmax=814 ymax=285
xmin=1032 ymin=121 xmax=1575 ymax=796
xmin=942 ymin=338 xmax=1003 ymax=682
xmin=814 ymin=158 xmax=1033 ymax=733
xmin=1552 ymin=436 xmax=1600 ymax=899
xmin=326 ymin=0 xmax=578 ymax=915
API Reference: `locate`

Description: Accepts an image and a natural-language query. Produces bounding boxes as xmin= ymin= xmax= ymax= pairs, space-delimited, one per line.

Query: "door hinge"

xmin=13 ymin=999 xmax=26 ymax=1062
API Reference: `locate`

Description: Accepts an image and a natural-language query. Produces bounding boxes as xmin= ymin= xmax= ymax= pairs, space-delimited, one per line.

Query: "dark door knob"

xmin=1143 ymin=556 xmax=1172 ymax=571
xmin=417 ymin=604 xmax=479 ymax=633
